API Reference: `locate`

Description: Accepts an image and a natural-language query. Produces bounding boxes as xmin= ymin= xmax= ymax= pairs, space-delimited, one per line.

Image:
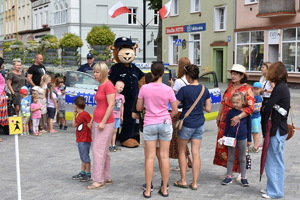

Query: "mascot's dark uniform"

xmin=109 ymin=37 xmax=144 ymax=148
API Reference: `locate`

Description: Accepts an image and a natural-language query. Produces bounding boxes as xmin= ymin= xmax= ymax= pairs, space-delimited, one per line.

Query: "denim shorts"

xmin=114 ymin=118 xmax=121 ymax=128
xmin=58 ymin=110 xmax=65 ymax=118
xmin=143 ymin=123 xmax=173 ymax=141
xmin=251 ymin=116 xmax=261 ymax=133
xmin=47 ymin=107 xmax=56 ymax=119
xmin=78 ymin=142 xmax=91 ymax=163
xmin=178 ymin=124 xmax=205 ymax=140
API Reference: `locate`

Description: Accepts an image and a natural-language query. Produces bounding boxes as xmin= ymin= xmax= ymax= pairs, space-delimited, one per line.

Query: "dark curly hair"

xmin=266 ymin=61 xmax=288 ymax=83
xmin=184 ymin=64 xmax=199 ymax=80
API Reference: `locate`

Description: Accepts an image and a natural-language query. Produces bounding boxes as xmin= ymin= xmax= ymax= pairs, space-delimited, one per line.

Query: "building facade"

xmin=235 ymin=0 xmax=300 ymax=83
xmin=161 ymin=0 xmax=235 ymax=82
xmin=0 ymin=0 xmax=4 ymax=56
xmin=4 ymin=0 xmax=17 ymax=40
xmin=49 ymin=0 xmax=158 ymax=63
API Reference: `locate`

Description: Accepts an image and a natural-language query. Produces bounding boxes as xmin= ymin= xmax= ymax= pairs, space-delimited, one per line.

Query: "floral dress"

xmin=213 ymin=81 xmax=254 ymax=172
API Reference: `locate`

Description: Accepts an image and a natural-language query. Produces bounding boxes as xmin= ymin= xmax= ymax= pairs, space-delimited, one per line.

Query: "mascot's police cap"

xmin=114 ymin=37 xmax=135 ymax=47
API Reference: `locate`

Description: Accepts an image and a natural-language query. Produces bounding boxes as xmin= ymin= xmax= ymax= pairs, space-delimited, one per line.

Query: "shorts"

xmin=22 ymin=116 xmax=30 ymax=124
xmin=178 ymin=124 xmax=205 ymax=140
xmin=114 ymin=118 xmax=121 ymax=128
xmin=251 ymin=116 xmax=261 ymax=133
xmin=58 ymin=110 xmax=66 ymax=118
xmin=78 ymin=142 xmax=91 ymax=163
xmin=47 ymin=107 xmax=56 ymax=119
xmin=143 ymin=123 xmax=172 ymax=141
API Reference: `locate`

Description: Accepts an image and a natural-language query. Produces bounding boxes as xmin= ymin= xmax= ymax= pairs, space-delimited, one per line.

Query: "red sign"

xmin=166 ymin=26 xmax=184 ymax=34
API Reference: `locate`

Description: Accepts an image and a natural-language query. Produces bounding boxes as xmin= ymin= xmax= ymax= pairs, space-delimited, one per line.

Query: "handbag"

xmin=287 ymin=107 xmax=295 ymax=141
xmin=223 ymin=123 xmax=240 ymax=148
xmin=175 ymin=86 xmax=205 ymax=131
xmin=246 ymin=147 xmax=251 ymax=169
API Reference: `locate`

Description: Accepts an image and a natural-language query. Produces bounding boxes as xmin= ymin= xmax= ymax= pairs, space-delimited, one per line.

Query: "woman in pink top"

xmin=137 ymin=62 xmax=178 ymax=198
xmin=87 ymin=62 xmax=116 ymax=189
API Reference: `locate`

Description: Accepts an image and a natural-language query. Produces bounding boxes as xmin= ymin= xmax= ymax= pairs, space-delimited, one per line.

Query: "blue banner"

xmin=184 ymin=23 xmax=206 ymax=32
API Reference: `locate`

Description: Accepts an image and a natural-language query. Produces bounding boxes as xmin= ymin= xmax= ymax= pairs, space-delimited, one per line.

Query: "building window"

xmin=189 ymin=33 xmax=201 ymax=66
xmin=214 ymin=6 xmax=226 ymax=31
xmin=169 ymin=35 xmax=179 ymax=64
xmin=153 ymin=9 xmax=158 ymax=25
xmin=171 ymin=0 xmax=179 ymax=16
xmin=190 ymin=0 xmax=200 ymax=13
xmin=236 ymin=31 xmax=264 ymax=71
xmin=245 ymin=0 xmax=258 ymax=5
xmin=54 ymin=2 xmax=68 ymax=25
xmin=128 ymin=8 xmax=137 ymax=24
xmin=282 ymin=27 xmax=300 ymax=72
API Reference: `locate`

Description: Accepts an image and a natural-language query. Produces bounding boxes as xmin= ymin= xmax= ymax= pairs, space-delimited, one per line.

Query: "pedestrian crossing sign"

xmin=8 ymin=116 xmax=23 ymax=135
xmin=174 ymin=39 xmax=182 ymax=46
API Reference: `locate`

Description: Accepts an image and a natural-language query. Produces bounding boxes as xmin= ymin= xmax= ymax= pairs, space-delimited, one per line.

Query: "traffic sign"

xmin=9 ymin=116 xmax=23 ymax=135
xmin=174 ymin=39 xmax=182 ymax=46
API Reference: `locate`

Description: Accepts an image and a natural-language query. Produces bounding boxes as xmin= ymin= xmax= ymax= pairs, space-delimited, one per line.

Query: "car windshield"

xmin=65 ymin=71 xmax=99 ymax=89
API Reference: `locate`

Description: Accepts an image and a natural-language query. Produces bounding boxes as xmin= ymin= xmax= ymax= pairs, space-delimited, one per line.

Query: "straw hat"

xmin=228 ymin=64 xmax=248 ymax=76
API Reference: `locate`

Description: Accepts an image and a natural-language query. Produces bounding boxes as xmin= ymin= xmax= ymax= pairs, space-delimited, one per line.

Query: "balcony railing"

xmin=257 ymin=0 xmax=296 ymax=17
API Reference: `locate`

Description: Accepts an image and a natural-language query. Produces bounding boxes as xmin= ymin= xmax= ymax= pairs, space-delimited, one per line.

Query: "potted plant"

xmin=41 ymin=34 xmax=60 ymax=50
xmin=59 ymin=33 xmax=83 ymax=51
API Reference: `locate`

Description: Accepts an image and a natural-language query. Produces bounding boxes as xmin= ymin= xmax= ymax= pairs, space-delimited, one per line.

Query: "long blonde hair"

xmin=93 ymin=62 xmax=108 ymax=83
xmin=46 ymin=82 xmax=55 ymax=100
xmin=40 ymin=74 xmax=51 ymax=88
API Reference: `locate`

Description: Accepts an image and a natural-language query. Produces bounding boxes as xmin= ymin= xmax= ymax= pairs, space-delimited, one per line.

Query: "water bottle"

xmin=273 ymin=104 xmax=287 ymax=116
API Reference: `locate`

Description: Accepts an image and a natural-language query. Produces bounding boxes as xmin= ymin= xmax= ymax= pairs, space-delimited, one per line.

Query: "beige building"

xmin=16 ymin=0 xmax=32 ymax=41
xmin=235 ymin=0 xmax=300 ymax=84
xmin=4 ymin=0 xmax=17 ymax=40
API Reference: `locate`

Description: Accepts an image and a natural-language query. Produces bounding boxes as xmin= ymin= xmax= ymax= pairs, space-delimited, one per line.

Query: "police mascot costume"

xmin=109 ymin=37 xmax=144 ymax=148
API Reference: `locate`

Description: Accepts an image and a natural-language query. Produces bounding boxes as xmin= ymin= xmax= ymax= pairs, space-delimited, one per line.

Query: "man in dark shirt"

xmin=27 ymin=54 xmax=46 ymax=87
xmin=77 ymin=53 xmax=96 ymax=72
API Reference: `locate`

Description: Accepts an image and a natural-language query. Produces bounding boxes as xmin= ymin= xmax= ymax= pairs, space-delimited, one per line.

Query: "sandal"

xmin=173 ymin=181 xmax=188 ymax=188
xmin=189 ymin=183 xmax=198 ymax=190
xmin=158 ymin=189 xmax=169 ymax=197
xmin=104 ymin=179 xmax=113 ymax=184
xmin=249 ymin=147 xmax=260 ymax=153
xmin=87 ymin=182 xmax=105 ymax=189
xmin=143 ymin=191 xmax=151 ymax=198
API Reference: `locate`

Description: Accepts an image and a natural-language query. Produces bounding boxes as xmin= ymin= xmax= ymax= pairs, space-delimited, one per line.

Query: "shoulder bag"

xmin=287 ymin=107 xmax=295 ymax=141
xmin=175 ymin=86 xmax=205 ymax=131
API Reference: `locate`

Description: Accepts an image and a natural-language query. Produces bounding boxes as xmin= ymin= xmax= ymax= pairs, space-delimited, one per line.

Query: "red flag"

xmin=108 ymin=1 xmax=131 ymax=18
xmin=159 ymin=0 xmax=173 ymax=19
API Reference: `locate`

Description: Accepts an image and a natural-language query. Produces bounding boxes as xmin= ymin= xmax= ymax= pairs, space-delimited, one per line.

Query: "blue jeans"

xmin=143 ymin=124 xmax=173 ymax=141
xmin=265 ymin=129 xmax=287 ymax=199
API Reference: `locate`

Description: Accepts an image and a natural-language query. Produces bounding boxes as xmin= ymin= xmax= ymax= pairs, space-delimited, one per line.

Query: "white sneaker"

xmin=261 ymin=193 xmax=271 ymax=199
xmin=260 ymin=189 xmax=267 ymax=194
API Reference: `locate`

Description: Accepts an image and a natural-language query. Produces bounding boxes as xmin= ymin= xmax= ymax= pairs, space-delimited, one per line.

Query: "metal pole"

xmin=15 ymin=135 xmax=21 ymax=200
xmin=143 ymin=0 xmax=146 ymax=63
xmin=79 ymin=0 xmax=82 ymax=56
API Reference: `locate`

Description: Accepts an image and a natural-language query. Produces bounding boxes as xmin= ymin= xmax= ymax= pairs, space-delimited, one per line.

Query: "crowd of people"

xmin=0 ymin=53 xmax=291 ymax=199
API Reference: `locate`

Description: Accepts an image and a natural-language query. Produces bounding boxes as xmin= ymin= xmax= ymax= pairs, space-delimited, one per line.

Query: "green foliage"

xmin=41 ymin=34 xmax=60 ymax=49
xmin=148 ymin=0 xmax=162 ymax=10
xmin=3 ymin=41 xmax=12 ymax=52
xmin=86 ymin=25 xmax=115 ymax=46
xmin=59 ymin=33 xmax=83 ymax=48
xmin=91 ymin=48 xmax=112 ymax=62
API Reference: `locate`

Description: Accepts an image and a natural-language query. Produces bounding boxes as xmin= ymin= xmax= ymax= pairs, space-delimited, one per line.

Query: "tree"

xmin=148 ymin=0 xmax=162 ymax=61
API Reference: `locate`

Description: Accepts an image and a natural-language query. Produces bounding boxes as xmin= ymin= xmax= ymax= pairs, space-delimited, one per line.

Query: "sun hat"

xmin=253 ymin=82 xmax=262 ymax=88
xmin=228 ymin=64 xmax=247 ymax=76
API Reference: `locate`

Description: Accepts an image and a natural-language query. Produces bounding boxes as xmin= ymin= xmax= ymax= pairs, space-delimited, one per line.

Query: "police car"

xmin=64 ymin=69 xmax=221 ymax=121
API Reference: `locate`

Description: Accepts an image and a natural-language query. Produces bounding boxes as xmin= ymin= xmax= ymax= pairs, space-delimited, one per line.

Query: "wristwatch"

xmin=264 ymin=89 xmax=267 ymax=92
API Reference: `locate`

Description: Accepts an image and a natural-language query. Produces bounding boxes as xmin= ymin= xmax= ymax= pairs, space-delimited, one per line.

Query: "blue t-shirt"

xmin=252 ymin=95 xmax=263 ymax=118
xmin=20 ymin=95 xmax=32 ymax=116
xmin=224 ymin=108 xmax=252 ymax=142
xmin=176 ymin=84 xmax=210 ymax=128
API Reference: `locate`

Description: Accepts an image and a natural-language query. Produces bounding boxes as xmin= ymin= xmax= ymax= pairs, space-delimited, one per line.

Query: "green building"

xmin=161 ymin=0 xmax=235 ymax=83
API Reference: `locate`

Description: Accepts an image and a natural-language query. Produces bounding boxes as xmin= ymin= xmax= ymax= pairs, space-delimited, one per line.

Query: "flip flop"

xmin=104 ymin=179 xmax=113 ymax=184
xmin=173 ymin=181 xmax=188 ymax=188
xmin=158 ymin=189 xmax=169 ymax=197
xmin=189 ymin=183 xmax=198 ymax=190
xmin=87 ymin=182 xmax=105 ymax=189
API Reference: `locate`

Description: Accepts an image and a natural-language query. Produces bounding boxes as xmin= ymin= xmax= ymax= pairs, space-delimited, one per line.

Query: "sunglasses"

xmin=184 ymin=65 xmax=189 ymax=73
xmin=87 ymin=57 xmax=93 ymax=60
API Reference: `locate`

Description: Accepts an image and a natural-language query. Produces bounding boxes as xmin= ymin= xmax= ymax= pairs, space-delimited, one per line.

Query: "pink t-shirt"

xmin=138 ymin=82 xmax=176 ymax=126
xmin=93 ymin=81 xmax=116 ymax=124
xmin=113 ymin=93 xmax=125 ymax=118
xmin=30 ymin=103 xmax=42 ymax=119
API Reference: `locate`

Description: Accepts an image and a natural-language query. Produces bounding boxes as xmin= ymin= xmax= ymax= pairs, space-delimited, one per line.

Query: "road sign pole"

xmin=14 ymin=134 xmax=22 ymax=200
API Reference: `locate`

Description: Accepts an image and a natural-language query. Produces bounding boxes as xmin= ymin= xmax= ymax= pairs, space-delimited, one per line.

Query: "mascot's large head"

xmin=110 ymin=37 xmax=138 ymax=65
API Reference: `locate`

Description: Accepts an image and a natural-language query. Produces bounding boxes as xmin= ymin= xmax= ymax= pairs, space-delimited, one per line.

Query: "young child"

xmin=46 ymin=82 xmax=58 ymax=133
xmin=221 ymin=92 xmax=252 ymax=187
xmin=33 ymin=86 xmax=47 ymax=133
xmin=249 ymin=82 xmax=263 ymax=153
xmin=72 ymin=96 xmax=92 ymax=182
xmin=30 ymin=94 xmax=42 ymax=136
xmin=58 ymin=85 xmax=67 ymax=130
xmin=110 ymin=81 xmax=125 ymax=152
xmin=40 ymin=74 xmax=51 ymax=90
xmin=19 ymin=88 xmax=31 ymax=136
xmin=55 ymin=77 xmax=64 ymax=127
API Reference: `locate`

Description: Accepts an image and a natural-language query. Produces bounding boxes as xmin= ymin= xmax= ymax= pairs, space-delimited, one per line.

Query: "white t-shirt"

xmin=173 ymin=75 xmax=189 ymax=92
xmin=259 ymin=76 xmax=273 ymax=98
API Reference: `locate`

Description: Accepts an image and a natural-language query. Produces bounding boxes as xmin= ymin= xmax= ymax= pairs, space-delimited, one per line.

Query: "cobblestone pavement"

xmin=1 ymin=84 xmax=300 ymax=200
